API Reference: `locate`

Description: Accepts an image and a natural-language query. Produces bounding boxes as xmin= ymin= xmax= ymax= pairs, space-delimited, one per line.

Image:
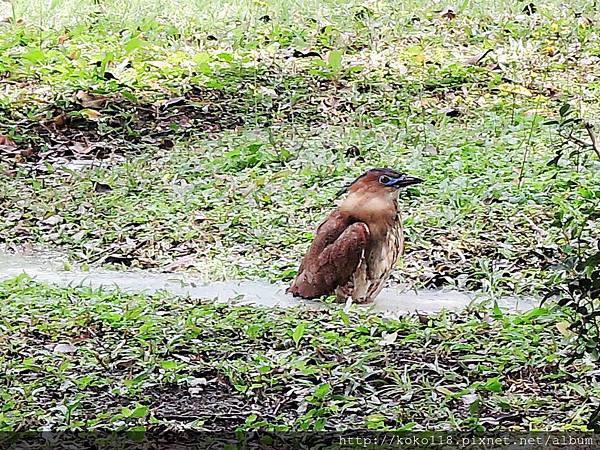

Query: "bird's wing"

xmin=289 ymin=211 xmax=370 ymax=298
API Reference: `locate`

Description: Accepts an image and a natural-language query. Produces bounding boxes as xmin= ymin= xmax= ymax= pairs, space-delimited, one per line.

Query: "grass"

xmin=1 ymin=0 xmax=599 ymax=296
xmin=0 ymin=0 xmax=599 ymax=433
xmin=0 ymin=275 xmax=596 ymax=432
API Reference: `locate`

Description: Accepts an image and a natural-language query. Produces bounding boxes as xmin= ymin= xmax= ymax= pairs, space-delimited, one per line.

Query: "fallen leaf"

xmin=70 ymin=142 xmax=93 ymax=154
xmin=413 ymin=97 xmax=437 ymax=109
xmin=53 ymin=343 xmax=77 ymax=354
xmin=80 ymin=109 xmax=101 ymax=120
xmin=58 ymin=35 xmax=68 ymax=45
xmin=440 ymin=8 xmax=456 ymax=19
xmin=577 ymin=16 xmax=592 ymax=28
xmin=258 ymin=86 xmax=278 ymax=98
xmin=499 ymin=83 xmax=532 ymax=97
xmin=524 ymin=108 xmax=548 ymax=117
xmin=42 ymin=215 xmax=63 ymax=226
xmin=556 ymin=321 xmax=574 ymax=337
xmin=160 ymin=97 xmax=186 ymax=110
xmin=72 ymin=230 xmax=86 ymax=241
xmin=423 ymin=144 xmax=439 ymax=155
xmin=159 ymin=138 xmax=175 ymax=149
xmin=461 ymin=393 xmax=479 ymax=406
xmin=0 ymin=135 xmax=15 ymax=148
xmin=93 ymin=182 xmax=112 ymax=193
xmin=189 ymin=387 xmax=204 ymax=396
xmin=76 ymin=91 xmax=109 ymax=109
xmin=436 ymin=386 xmax=454 ymax=396
xmin=53 ymin=113 xmax=69 ymax=128
xmin=19 ymin=148 xmax=35 ymax=159
xmin=188 ymin=377 xmax=208 ymax=387
xmin=147 ymin=60 xmax=170 ymax=69
xmin=163 ymin=255 xmax=197 ymax=271
xmin=379 ymin=331 xmax=398 ymax=346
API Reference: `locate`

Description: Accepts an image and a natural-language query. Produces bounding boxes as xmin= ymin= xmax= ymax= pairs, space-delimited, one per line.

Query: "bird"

xmin=288 ymin=168 xmax=423 ymax=304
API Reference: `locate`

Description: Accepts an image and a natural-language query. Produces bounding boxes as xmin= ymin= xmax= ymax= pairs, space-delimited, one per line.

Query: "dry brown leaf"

xmin=556 ymin=321 xmax=574 ymax=338
xmin=0 ymin=135 xmax=15 ymax=148
xmin=440 ymin=8 xmax=456 ymax=19
xmin=20 ymin=148 xmax=34 ymax=159
xmin=53 ymin=113 xmax=69 ymax=128
xmin=578 ymin=16 xmax=592 ymax=28
xmin=80 ymin=108 xmax=102 ymax=120
xmin=163 ymin=255 xmax=197 ymax=272
xmin=159 ymin=138 xmax=175 ymax=149
xmin=76 ymin=90 xmax=109 ymax=109
xmin=71 ymin=142 xmax=93 ymax=154
xmin=413 ymin=97 xmax=437 ymax=109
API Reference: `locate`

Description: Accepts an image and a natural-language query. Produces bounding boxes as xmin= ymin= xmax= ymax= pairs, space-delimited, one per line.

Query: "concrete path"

xmin=0 ymin=251 xmax=540 ymax=315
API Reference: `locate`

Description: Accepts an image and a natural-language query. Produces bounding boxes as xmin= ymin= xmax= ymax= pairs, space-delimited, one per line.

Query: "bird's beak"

xmin=391 ymin=174 xmax=423 ymax=188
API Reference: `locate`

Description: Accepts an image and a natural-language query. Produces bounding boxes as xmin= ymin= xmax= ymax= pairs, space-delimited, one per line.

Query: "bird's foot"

xmin=343 ymin=297 xmax=353 ymax=312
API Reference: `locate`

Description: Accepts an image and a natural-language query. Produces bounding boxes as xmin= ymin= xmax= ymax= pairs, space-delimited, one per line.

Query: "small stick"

xmin=584 ymin=123 xmax=600 ymax=160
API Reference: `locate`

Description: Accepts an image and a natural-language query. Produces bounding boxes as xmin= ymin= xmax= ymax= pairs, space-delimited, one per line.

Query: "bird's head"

xmin=338 ymin=168 xmax=423 ymax=197
xmin=337 ymin=168 xmax=422 ymax=225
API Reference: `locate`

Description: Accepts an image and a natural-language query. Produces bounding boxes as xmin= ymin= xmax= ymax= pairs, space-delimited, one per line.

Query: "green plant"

xmin=542 ymin=102 xmax=600 ymax=427
xmin=545 ymin=103 xmax=600 ymax=166
xmin=551 ymin=238 xmax=600 ymax=431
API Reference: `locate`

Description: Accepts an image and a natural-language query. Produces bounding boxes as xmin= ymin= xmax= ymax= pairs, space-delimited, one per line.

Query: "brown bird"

xmin=288 ymin=168 xmax=423 ymax=304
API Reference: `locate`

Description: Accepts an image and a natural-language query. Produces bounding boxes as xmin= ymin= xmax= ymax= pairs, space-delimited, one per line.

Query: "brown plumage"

xmin=288 ymin=168 xmax=422 ymax=303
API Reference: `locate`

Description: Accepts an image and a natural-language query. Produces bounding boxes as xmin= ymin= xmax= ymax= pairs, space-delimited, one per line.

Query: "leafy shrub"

xmin=544 ymin=103 xmax=600 ymax=429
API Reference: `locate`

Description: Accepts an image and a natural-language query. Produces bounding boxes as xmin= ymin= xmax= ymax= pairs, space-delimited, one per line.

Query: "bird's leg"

xmin=343 ymin=296 xmax=353 ymax=312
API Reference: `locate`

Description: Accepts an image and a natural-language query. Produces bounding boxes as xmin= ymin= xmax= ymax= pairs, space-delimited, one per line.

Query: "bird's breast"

xmin=339 ymin=217 xmax=403 ymax=303
xmin=366 ymin=219 xmax=403 ymax=276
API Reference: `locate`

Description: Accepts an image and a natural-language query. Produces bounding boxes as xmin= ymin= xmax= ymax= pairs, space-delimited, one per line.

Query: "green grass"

xmin=1 ymin=0 xmax=599 ymax=432
xmin=1 ymin=0 xmax=599 ymax=293
xmin=0 ymin=275 xmax=595 ymax=432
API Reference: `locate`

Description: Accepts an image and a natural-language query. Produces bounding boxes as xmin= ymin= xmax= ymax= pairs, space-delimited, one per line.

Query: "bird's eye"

xmin=379 ymin=175 xmax=391 ymax=185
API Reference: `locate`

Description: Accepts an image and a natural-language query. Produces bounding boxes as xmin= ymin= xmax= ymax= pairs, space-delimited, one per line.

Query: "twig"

xmin=558 ymin=124 xmax=600 ymax=160
xmin=517 ymin=108 xmax=538 ymax=188
xmin=584 ymin=122 xmax=600 ymax=160
xmin=559 ymin=130 xmax=590 ymax=149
